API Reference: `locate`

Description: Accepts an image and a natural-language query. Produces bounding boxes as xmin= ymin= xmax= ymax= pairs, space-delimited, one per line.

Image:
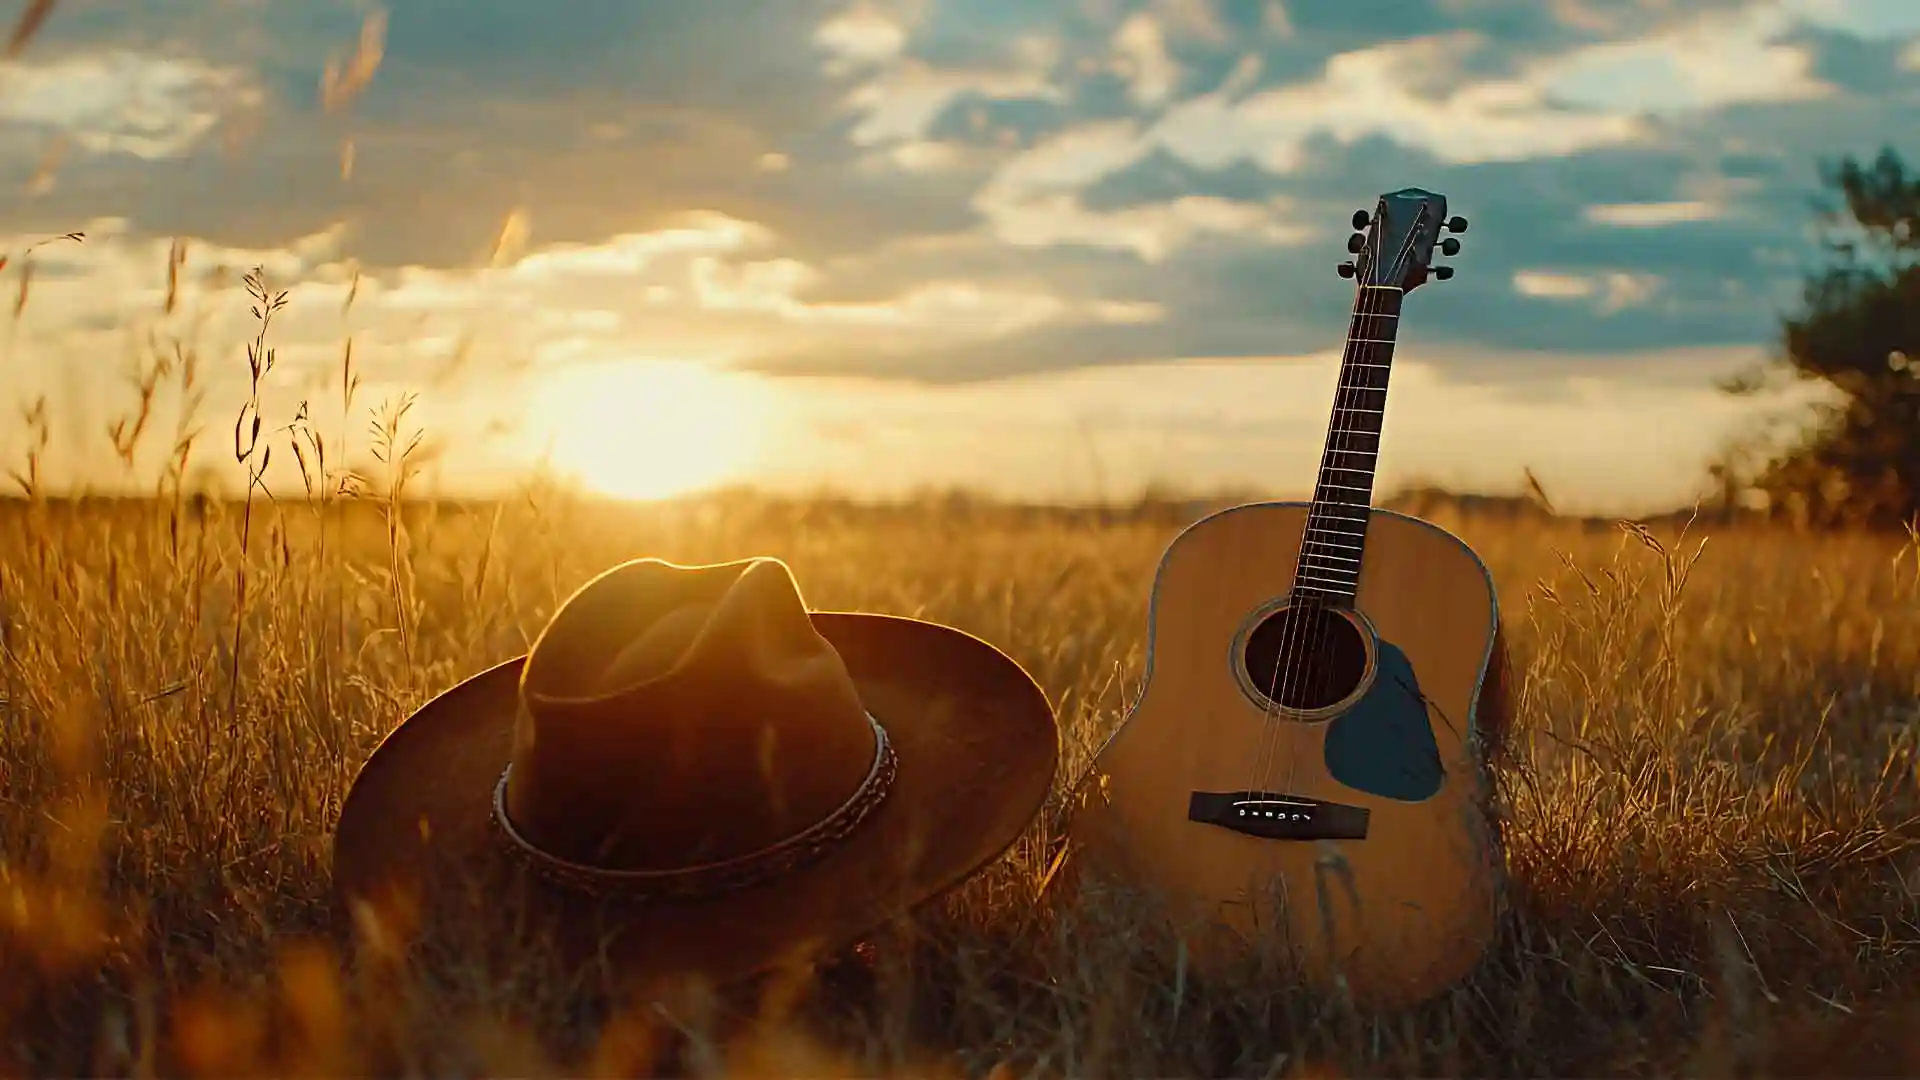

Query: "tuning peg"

xmin=1352 ymin=210 xmax=1370 ymax=230
xmin=1346 ymin=233 xmax=1365 ymax=254
xmin=1440 ymin=237 xmax=1461 ymax=256
xmin=1443 ymin=215 xmax=1468 ymax=233
xmin=1337 ymin=262 xmax=1357 ymax=279
xmin=1432 ymin=266 xmax=1455 ymax=281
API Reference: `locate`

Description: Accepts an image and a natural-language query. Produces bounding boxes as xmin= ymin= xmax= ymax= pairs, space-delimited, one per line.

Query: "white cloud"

xmin=1540 ymin=4 xmax=1829 ymax=116
xmin=1583 ymin=200 xmax=1722 ymax=227
xmin=979 ymin=119 xmax=1148 ymax=199
xmin=1151 ymin=33 xmax=1646 ymax=173
xmin=1514 ymin=270 xmax=1597 ymax=299
xmin=971 ymin=119 xmax=1310 ymax=261
xmin=1090 ymin=299 xmax=1166 ymax=324
xmin=885 ymin=139 xmax=968 ymax=172
xmin=0 ymin=50 xmax=257 ymax=159
xmin=1112 ymin=13 xmax=1180 ymax=106
xmin=507 ymin=213 xmax=771 ymax=281
xmin=1081 ymin=4 xmax=1845 ymax=186
xmin=984 ymin=190 xmax=1307 ymax=262
xmin=840 ymin=60 xmax=1060 ymax=147
xmin=815 ymin=5 xmax=911 ymax=72
xmin=1595 ymin=272 xmax=1662 ymax=312
xmin=1776 ymin=0 xmax=1920 ymax=40
xmin=1513 ymin=269 xmax=1663 ymax=312
xmin=955 ymin=5 xmax=1848 ymax=261
xmin=689 ymin=255 xmax=1070 ymax=337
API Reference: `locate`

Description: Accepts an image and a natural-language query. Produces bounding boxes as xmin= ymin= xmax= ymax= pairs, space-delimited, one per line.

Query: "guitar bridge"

xmin=1188 ymin=790 xmax=1370 ymax=840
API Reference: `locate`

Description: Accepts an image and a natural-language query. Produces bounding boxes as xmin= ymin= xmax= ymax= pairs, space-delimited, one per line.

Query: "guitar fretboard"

xmin=1291 ymin=286 xmax=1402 ymax=607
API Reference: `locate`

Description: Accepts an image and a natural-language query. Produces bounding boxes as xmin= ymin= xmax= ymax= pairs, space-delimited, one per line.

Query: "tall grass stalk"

xmin=0 ymin=240 xmax=1913 ymax=1077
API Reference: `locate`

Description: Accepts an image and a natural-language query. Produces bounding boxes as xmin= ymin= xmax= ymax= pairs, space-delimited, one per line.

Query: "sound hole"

xmin=1241 ymin=604 xmax=1370 ymax=713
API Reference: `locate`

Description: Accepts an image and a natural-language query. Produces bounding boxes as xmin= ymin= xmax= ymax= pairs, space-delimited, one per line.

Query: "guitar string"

xmin=1242 ymin=212 xmax=1381 ymax=799
xmin=1297 ymin=218 xmax=1424 ymax=785
xmin=1242 ymin=210 xmax=1388 ymax=799
xmin=1290 ymin=214 xmax=1428 ymax=807
xmin=1297 ymin=216 xmax=1420 ymax=757
xmin=1301 ymin=216 xmax=1423 ymax=747
xmin=1273 ymin=267 xmax=1391 ymax=802
xmin=1254 ymin=212 xmax=1424 ymax=806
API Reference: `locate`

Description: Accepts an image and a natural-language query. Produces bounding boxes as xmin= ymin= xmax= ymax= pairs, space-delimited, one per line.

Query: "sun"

xmin=532 ymin=359 xmax=771 ymax=501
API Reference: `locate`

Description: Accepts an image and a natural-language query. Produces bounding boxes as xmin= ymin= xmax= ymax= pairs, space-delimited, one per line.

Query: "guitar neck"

xmin=1291 ymin=284 xmax=1403 ymax=608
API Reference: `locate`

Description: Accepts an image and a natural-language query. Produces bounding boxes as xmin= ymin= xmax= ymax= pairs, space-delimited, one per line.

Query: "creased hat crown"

xmin=502 ymin=557 xmax=879 ymax=873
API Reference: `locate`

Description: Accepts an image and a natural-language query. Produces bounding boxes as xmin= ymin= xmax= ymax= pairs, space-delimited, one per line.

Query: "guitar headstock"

xmin=1336 ymin=187 xmax=1467 ymax=293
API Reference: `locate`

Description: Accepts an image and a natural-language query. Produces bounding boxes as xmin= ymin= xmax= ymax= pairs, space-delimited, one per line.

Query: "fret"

xmin=1300 ymin=548 xmax=1360 ymax=567
xmin=1308 ymin=509 xmax=1369 ymax=526
xmin=1322 ymin=451 xmax=1377 ymax=466
xmin=1331 ymin=386 xmax=1389 ymax=408
xmin=1325 ymin=429 xmax=1381 ymax=448
xmin=1305 ymin=511 xmax=1367 ymax=530
xmin=1309 ymin=510 xmax=1369 ymax=527
xmin=1302 ymin=550 xmax=1361 ymax=566
xmin=1295 ymin=274 xmax=1406 ymax=607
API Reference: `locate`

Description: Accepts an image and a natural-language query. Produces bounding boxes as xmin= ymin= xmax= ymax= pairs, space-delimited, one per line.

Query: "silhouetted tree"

xmin=1719 ymin=147 xmax=1920 ymax=528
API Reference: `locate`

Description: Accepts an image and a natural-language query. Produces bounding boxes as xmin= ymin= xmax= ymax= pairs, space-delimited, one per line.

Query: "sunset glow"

xmin=532 ymin=360 xmax=773 ymax=502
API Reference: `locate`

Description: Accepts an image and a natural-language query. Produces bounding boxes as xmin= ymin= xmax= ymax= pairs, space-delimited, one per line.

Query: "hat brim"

xmin=331 ymin=612 xmax=1059 ymax=991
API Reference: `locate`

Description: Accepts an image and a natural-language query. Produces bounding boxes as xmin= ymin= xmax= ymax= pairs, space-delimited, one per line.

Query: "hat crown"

xmin=503 ymin=558 xmax=878 ymax=873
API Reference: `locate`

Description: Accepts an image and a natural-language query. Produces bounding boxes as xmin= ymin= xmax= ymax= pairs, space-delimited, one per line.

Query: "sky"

xmin=0 ymin=0 xmax=1916 ymax=512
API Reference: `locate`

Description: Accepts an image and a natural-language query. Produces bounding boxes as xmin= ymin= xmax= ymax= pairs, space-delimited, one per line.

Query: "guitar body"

xmin=1071 ymin=501 xmax=1509 ymax=1009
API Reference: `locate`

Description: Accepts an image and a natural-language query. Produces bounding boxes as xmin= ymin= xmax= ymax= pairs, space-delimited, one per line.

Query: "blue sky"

xmin=0 ymin=0 xmax=1915 ymax=507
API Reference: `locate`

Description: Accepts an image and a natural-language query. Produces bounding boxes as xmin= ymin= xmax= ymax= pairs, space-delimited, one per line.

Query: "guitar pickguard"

xmin=1322 ymin=638 xmax=1445 ymax=802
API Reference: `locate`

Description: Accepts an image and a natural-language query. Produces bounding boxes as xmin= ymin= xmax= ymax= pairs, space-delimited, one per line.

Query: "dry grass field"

xmin=0 ymin=479 xmax=1917 ymax=1076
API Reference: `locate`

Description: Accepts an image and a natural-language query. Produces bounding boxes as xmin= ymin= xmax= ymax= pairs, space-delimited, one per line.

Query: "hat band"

xmin=487 ymin=712 xmax=897 ymax=902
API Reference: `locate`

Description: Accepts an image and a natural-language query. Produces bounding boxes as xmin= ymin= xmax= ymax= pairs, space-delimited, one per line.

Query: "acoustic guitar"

xmin=1067 ymin=187 xmax=1510 ymax=1010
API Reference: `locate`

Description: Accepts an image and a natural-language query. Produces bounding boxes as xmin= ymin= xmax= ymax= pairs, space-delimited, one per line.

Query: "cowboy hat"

xmin=332 ymin=556 xmax=1058 ymax=989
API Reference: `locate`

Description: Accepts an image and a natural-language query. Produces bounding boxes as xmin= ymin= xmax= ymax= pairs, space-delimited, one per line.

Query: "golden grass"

xmin=0 ymin=486 xmax=1916 ymax=1077
xmin=0 ymin=247 xmax=1915 ymax=1076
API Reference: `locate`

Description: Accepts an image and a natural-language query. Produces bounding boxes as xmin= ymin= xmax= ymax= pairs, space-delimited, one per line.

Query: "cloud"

xmin=1111 ymin=13 xmax=1180 ymax=106
xmin=1583 ymin=200 xmax=1724 ymax=227
xmin=1538 ymin=4 xmax=1832 ymax=116
xmin=2 ymin=0 xmax=1915 ymax=416
xmin=1513 ymin=269 xmax=1663 ymax=312
xmin=969 ymin=118 xmax=1311 ymax=261
xmin=814 ymin=4 xmax=911 ymax=71
xmin=0 ymin=49 xmax=259 ymax=160
xmin=506 ymin=214 xmax=773 ymax=282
